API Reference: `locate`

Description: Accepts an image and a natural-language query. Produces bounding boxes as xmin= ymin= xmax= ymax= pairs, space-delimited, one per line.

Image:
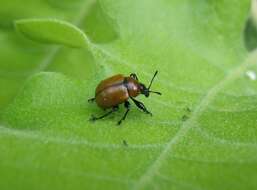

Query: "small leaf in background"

xmin=15 ymin=18 xmax=90 ymax=48
xmin=0 ymin=0 xmax=97 ymax=111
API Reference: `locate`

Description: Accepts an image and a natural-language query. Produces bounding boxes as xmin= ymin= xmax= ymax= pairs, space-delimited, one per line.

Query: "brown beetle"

xmin=88 ymin=71 xmax=161 ymax=125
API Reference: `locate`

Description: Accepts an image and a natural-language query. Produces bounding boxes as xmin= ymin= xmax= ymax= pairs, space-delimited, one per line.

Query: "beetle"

xmin=88 ymin=71 xmax=161 ymax=125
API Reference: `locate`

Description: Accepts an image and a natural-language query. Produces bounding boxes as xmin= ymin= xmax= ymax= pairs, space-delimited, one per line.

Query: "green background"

xmin=0 ymin=0 xmax=257 ymax=189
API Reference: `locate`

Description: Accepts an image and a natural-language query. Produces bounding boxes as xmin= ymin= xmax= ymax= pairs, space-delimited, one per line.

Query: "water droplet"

xmin=246 ymin=70 xmax=256 ymax=80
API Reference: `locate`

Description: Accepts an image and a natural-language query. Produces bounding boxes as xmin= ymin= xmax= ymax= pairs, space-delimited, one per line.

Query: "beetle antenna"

xmin=149 ymin=90 xmax=162 ymax=95
xmin=148 ymin=70 xmax=158 ymax=90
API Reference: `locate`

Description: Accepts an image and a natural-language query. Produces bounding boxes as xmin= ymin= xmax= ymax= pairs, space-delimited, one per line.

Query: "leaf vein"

xmin=132 ymin=50 xmax=257 ymax=189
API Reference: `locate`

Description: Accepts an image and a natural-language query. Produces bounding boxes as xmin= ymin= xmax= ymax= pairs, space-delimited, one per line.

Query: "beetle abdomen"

xmin=95 ymin=74 xmax=129 ymax=108
xmin=96 ymin=84 xmax=129 ymax=108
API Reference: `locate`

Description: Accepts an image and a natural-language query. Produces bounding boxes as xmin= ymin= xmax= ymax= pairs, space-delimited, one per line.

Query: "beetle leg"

xmin=90 ymin=106 xmax=118 ymax=121
xmin=130 ymin=97 xmax=152 ymax=116
xmin=117 ymin=101 xmax=130 ymax=125
xmin=130 ymin=73 xmax=138 ymax=81
xmin=88 ymin=98 xmax=95 ymax=102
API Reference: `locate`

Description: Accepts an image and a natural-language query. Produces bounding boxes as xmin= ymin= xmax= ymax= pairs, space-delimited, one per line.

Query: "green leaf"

xmin=82 ymin=0 xmax=119 ymax=43
xmin=15 ymin=18 xmax=90 ymax=48
xmin=0 ymin=0 xmax=97 ymax=111
xmin=1 ymin=1 xmax=257 ymax=190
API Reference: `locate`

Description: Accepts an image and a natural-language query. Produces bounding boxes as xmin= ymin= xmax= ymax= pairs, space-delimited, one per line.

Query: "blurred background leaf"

xmin=15 ymin=19 xmax=90 ymax=48
xmin=0 ymin=0 xmax=257 ymax=190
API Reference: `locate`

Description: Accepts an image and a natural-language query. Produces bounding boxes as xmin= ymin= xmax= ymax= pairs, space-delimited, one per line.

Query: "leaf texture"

xmin=0 ymin=0 xmax=256 ymax=190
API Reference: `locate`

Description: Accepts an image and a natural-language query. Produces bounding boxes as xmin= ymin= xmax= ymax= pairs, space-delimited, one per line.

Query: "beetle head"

xmin=140 ymin=71 xmax=161 ymax=97
xmin=139 ymin=83 xmax=150 ymax=97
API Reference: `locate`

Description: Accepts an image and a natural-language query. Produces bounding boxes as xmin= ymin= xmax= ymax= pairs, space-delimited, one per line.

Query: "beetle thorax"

xmin=125 ymin=77 xmax=141 ymax=97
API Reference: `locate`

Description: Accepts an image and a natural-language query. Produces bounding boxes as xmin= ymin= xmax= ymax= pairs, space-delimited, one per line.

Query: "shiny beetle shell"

xmin=95 ymin=74 xmax=140 ymax=108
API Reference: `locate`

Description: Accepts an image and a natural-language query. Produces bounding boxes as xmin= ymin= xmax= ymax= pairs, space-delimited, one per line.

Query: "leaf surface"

xmin=0 ymin=1 xmax=257 ymax=190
